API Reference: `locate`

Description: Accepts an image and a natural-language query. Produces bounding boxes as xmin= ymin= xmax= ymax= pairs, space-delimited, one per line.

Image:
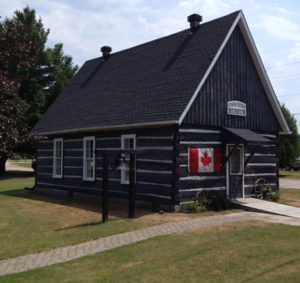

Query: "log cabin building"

xmin=32 ymin=10 xmax=290 ymax=206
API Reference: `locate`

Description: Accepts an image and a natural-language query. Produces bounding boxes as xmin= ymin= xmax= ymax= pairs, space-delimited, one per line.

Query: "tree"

xmin=0 ymin=6 xmax=78 ymax=174
xmin=44 ymin=43 xmax=78 ymax=110
xmin=4 ymin=6 xmax=78 ymax=130
xmin=0 ymin=20 xmax=36 ymax=174
xmin=3 ymin=6 xmax=50 ymax=130
xmin=279 ymin=104 xmax=300 ymax=168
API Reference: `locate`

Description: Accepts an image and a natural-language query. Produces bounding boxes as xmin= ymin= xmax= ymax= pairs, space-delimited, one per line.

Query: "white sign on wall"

xmin=227 ymin=100 xmax=246 ymax=117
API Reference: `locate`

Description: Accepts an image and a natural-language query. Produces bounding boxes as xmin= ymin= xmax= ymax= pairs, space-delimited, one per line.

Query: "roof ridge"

xmin=85 ymin=10 xmax=241 ymax=64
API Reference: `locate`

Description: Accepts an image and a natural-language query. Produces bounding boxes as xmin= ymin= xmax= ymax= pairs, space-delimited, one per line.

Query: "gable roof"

xmin=32 ymin=11 xmax=290 ymax=135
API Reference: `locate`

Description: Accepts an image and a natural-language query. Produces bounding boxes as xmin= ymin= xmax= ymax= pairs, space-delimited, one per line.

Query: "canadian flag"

xmin=189 ymin=148 xmax=221 ymax=173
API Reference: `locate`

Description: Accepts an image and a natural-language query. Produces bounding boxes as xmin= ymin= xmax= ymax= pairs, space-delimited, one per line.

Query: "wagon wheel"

xmin=254 ymin=178 xmax=271 ymax=199
xmin=195 ymin=190 xmax=209 ymax=206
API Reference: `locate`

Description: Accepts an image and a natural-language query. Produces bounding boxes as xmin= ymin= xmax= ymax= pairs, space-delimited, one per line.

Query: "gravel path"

xmin=0 ymin=211 xmax=299 ymax=277
xmin=280 ymin=178 xmax=300 ymax=189
xmin=5 ymin=161 xmax=33 ymax=172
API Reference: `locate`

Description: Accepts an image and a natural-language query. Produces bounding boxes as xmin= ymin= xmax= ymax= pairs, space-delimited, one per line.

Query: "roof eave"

xmin=32 ymin=120 xmax=178 ymax=136
xmin=238 ymin=12 xmax=290 ymax=135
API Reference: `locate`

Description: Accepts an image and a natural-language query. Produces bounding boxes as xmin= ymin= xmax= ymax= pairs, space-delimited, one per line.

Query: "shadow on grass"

xmin=0 ymin=170 xmax=34 ymax=180
xmin=279 ymin=174 xmax=289 ymax=179
xmin=0 ymin=171 xmax=152 ymax=220
xmin=54 ymin=221 xmax=102 ymax=231
xmin=242 ymin=257 xmax=300 ymax=282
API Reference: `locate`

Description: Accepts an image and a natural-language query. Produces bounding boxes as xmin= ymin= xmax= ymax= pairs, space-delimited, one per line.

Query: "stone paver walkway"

xmin=1 ymin=211 xmax=300 ymax=277
xmin=232 ymin=198 xmax=300 ymax=219
xmin=280 ymin=178 xmax=300 ymax=189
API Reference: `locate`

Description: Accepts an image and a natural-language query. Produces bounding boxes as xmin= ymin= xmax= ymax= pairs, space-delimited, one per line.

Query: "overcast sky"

xmin=1 ymin=0 xmax=300 ymax=130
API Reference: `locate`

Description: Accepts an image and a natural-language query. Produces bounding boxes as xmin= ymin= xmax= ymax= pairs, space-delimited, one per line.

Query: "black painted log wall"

xmin=36 ymin=126 xmax=174 ymax=204
xmin=175 ymin=125 xmax=226 ymax=202
xmin=244 ymin=132 xmax=279 ymax=196
xmin=175 ymin=126 xmax=279 ymax=201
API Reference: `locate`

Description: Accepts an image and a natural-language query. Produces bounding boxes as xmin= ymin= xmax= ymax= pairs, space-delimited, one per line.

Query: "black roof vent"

xmin=101 ymin=46 xmax=112 ymax=59
xmin=187 ymin=14 xmax=202 ymax=32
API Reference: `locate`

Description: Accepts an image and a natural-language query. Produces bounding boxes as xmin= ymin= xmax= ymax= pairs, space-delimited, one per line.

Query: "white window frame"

xmin=83 ymin=136 xmax=96 ymax=181
xmin=121 ymin=134 xmax=136 ymax=184
xmin=53 ymin=138 xmax=63 ymax=178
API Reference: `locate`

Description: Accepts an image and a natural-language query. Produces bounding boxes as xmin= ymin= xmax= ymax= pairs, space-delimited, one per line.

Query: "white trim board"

xmin=33 ymin=120 xmax=177 ymax=136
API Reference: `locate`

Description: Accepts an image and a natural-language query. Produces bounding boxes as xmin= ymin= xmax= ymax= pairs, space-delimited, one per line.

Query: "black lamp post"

xmin=101 ymin=151 xmax=136 ymax=223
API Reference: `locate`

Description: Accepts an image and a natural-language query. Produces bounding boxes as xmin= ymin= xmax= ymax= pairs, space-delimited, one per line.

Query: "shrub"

xmin=195 ymin=191 xmax=229 ymax=211
xmin=268 ymin=190 xmax=280 ymax=202
xmin=180 ymin=202 xmax=206 ymax=213
xmin=180 ymin=191 xmax=230 ymax=213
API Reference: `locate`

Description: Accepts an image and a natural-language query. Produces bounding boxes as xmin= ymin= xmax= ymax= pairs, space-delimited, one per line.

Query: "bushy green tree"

xmin=4 ymin=6 xmax=78 ymax=129
xmin=0 ymin=6 xmax=78 ymax=174
xmin=0 ymin=19 xmax=37 ymax=174
xmin=279 ymin=104 xmax=300 ymax=168
xmin=44 ymin=43 xmax=78 ymax=109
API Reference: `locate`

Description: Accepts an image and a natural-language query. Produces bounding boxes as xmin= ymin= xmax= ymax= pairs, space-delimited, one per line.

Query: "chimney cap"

xmin=101 ymin=46 xmax=112 ymax=53
xmin=101 ymin=46 xmax=112 ymax=59
xmin=187 ymin=13 xmax=202 ymax=23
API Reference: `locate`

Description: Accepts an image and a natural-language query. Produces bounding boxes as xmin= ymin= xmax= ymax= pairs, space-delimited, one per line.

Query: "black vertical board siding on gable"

xmin=184 ymin=26 xmax=281 ymax=132
xmin=35 ymin=126 xmax=175 ymax=204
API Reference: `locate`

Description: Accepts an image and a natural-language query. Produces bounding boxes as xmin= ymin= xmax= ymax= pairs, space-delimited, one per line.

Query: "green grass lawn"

xmin=280 ymin=170 xmax=300 ymax=180
xmin=0 ymin=172 xmax=238 ymax=260
xmin=279 ymin=189 xmax=300 ymax=207
xmin=2 ymin=222 xmax=300 ymax=282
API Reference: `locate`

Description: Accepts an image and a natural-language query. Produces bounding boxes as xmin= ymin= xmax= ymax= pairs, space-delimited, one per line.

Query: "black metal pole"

xmin=128 ymin=153 xmax=136 ymax=218
xmin=102 ymin=153 xmax=109 ymax=223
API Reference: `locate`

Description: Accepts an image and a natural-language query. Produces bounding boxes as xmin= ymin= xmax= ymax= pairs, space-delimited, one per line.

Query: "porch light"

xmin=115 ymin=155 xmax=129 ymax=171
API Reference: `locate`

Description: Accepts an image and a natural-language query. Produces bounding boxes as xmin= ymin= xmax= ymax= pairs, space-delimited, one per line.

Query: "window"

xmin=230 ymin=146 xmax=242 ymax=175
xmin=121 ymin=134 xmax=136 ymax=184
xmin=53 ymin=138 xmax=63 ymax=178
xmin=83 ymin=137 xmax=95 ymax=181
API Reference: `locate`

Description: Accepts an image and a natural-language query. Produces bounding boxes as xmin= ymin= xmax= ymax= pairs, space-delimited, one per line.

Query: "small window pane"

xmin=56 ymin=159 xmax=61 ymax=175
xmin=129 ymin=138 xmax=134 ymax=149
xmin=124 ymin=138 xmax=134 ymax=150
xmin=86 ymin=159 xmax=93 ymax=178
xmin=125 ymin=139 xmax=129 ymax=149
xmin=56 ymin=141 xmax=61 ymax=157
xmin=230 ymin=148 xmax=241 ymax=174
xmin=86 ymin=140 xmax=91 ymax=158
xmin=90 ymin=140 xmax=94 ymax=156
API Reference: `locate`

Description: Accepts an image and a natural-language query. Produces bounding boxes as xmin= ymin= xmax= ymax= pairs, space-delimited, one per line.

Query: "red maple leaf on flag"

xmin=201 ymin=152 xmax=211 ymax=167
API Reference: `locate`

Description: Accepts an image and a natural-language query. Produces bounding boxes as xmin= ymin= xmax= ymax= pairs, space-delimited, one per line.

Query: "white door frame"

xmin=226 ymin=144 xmax=245 ymax=199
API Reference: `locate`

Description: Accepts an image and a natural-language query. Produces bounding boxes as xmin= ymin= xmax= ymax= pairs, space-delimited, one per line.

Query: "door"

xmin=227 ymin=144 xmax=244 ymax=199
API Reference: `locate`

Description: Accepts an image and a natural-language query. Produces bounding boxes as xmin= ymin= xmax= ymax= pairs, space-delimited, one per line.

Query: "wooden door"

xmin=228 ymin=145 xmax=244 ymax=199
